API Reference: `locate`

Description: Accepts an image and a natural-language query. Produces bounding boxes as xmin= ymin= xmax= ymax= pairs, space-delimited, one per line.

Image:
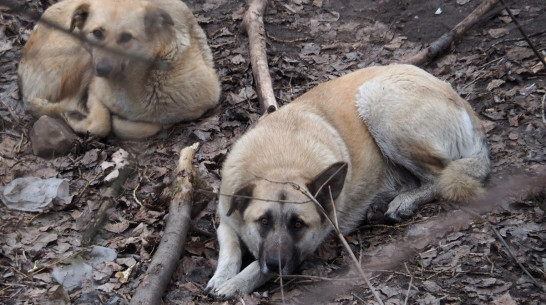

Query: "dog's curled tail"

xmin=438 ymin=139 xmax=490 ymax=202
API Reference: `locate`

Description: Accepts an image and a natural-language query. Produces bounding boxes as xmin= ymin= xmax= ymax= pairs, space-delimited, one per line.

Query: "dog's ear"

xmin=307 ymin=162 xmax=347 ymax=213
xmin=70 ymin=3 xmax=90 ymax=31
xmin=227 ymin=184 xmax=255 ymax=217
xmin=144 ymin=6 xmax=174 ymax=37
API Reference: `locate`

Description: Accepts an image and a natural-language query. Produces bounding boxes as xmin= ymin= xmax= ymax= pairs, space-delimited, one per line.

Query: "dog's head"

xmin=227 ymin=162 xmax=348 ymax=275
xmin=69 ymin=0 xmax=176 ymax=78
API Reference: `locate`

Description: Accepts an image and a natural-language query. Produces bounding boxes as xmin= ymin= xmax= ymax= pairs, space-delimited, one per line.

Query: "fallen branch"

xmin=402 ymin=0 xmax=500 ymax=66
xmin=243 ymin=0 xmax=278 ymax=114
xmin=81 ymin=150 xmax=136 ymax=246
xmin=129 ymin=143 xmax=199 ymax=305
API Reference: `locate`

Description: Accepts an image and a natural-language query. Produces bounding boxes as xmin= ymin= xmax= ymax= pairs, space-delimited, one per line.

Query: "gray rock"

xmin=30 ymin=115 xmax=78 ymax=158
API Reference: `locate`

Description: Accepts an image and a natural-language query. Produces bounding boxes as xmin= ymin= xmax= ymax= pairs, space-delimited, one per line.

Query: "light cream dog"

xmin=206 ymin=64 xmax=490 ymax=298
xmin=18 ymin=0 xmax=220 ymax=139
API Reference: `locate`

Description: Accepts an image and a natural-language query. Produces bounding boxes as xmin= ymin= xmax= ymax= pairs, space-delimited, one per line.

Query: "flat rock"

xmin=30 ymin=115 xmax=78 ymax=159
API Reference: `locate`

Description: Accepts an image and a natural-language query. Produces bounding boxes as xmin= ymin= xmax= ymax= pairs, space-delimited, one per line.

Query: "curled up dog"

xmin=18 ymin=0 xmax=220 ymax=139
xmin=206 ymin=64 xmax=490 ymax=298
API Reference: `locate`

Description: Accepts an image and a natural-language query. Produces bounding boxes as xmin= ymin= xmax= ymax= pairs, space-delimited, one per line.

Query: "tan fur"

xmin=18 ymin=0 xmax=220 ymax=139
xmin=207 ymin=64 xmax=490 ymax=298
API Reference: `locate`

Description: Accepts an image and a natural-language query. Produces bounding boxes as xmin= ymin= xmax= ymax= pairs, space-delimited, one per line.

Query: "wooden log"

xmin=129 ymin=143 xmax=199 ymax=305
xmin=243 ymin=0 xmax=278 ymax=114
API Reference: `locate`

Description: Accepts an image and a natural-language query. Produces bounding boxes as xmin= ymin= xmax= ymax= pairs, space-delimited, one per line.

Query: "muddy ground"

xmin=0 ymin=0 xmax=545 ymax=304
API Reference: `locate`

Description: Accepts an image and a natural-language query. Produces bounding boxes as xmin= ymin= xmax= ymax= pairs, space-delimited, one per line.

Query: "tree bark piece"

xmin=402 ymin=0 xmax=500 ymax=66
xmin=129 ymin=143 xmax=199 ymax=305
xmin=243 ymin=0 xmax=278 ymax=114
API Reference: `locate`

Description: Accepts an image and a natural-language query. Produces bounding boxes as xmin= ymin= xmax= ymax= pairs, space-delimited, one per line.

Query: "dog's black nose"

xmin=265 ymin=256 xmax=285 ymax=273
xmin=94 ymin=62 xmax=113 ymax=77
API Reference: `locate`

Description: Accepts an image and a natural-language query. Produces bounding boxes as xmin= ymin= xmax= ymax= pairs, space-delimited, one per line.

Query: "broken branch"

xmin=129 ymin=143 xmax=199 ymax=305
xmin=402 ymin=0 xmax=500 ymax=66
xmin=243 ymin=0 xmax=278 ymax=114
xmin=81 ymin=151 xmax=136 ymax=246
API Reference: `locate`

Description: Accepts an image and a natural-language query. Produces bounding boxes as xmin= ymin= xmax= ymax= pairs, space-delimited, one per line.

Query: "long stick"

xmin=129 ymin=143 xmax=199 ymax=305
xmin=243 ymin=0 xmax=278 ymax=114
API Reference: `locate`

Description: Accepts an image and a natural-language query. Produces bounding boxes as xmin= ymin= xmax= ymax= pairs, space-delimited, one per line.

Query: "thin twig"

xmin=195 ymin=188 xmax=312 ymax=204
xmin=278 ymin=235 xmax=285 ymax=304
xmin=542 ymin=93 xmax=546 ymax=124
xmin=403 ymin=262 xmax=414 ymax=305
xmin=279 ymin=274 xmax=359 ymax=282
xmin=460 ymin=206 xmax=545 ymax=292
xmin=6 ymin=2 xmax=171 ymax=70
xmin=0 ymin=97 xmax=21 ymax=123
xmin=499 ymin=0 xmax=546 ymax=69
xmin=132 ymin=182 xmax=143 ymax=207
xmin=0 ymin=249 xmax=86 ymax=294
xmin=289 ymin=182 xmax=385 ymax=305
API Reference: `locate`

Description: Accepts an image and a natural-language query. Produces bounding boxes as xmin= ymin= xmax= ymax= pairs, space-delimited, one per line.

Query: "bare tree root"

xmin=81 ymin=152 xmax=136 ymax=246
xmin=402 ymin=0 xmax=500 ymax=66
xmin=129 ymin=143 xmax=199 ymax=305
xmin=243 ymin=0 xmax=278 ymax=114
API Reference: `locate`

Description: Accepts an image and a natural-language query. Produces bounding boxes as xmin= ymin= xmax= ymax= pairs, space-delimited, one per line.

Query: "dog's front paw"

xmin=206 ymin=275 xmax=241 ymax=299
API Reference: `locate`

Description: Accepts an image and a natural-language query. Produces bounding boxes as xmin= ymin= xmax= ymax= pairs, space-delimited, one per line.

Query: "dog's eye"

xmin=293 ymin=220 xmax=304 ymax=229
xmin=259 ymin=217 xmax=269 ymax=226
xmin=92 ymin=29 xmax=104 ymax=40
xmin=118 ymin=32 xmax=133 ymax=44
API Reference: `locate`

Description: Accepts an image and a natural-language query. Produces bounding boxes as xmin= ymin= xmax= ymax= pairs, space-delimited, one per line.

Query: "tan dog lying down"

xmin=18 ymin=0 xmax=220 ymax=139
xmin=207 ymin=64 xmax=490 ymax=298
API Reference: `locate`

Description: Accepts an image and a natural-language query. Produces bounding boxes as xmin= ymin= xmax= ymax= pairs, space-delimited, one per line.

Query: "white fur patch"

xmin=458 ymin=110 xmax=477 ymax=157
xmin=354 ymin=80 xmax=384 ymax=121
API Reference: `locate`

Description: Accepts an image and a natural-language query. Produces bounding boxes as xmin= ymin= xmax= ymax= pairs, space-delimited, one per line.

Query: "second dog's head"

xmin=69 ymin=0 xmax=181 ymax=78
xmin=225 ymin=162 xmax=348 ymax=276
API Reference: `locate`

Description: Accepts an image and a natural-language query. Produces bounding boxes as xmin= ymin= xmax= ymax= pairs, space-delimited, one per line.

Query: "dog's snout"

xmin=265 ymin=256 xmax=285 ymax=273
xmin=94 ymin=61 xmax=113 ymax=77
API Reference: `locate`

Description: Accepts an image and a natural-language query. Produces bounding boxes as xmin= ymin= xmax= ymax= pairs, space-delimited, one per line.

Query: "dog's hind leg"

xmin=355 ymin=66 xmax=489 ymax=221
xmin=111 ymin=116 xmax=168 ymax=140
xmin=384 ymin=178 xmax=437 ymax=221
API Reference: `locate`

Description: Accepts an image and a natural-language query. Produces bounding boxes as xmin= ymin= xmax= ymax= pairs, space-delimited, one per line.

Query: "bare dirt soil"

xmin=1 ymin=0 xmax=545 ymax=304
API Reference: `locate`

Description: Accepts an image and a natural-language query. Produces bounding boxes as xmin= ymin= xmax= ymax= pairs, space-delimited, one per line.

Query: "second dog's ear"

xmin=70 ymin=3 xmax=90 ymax=31
xmin=144 ymin=7 xmax=174 ymax=37
xmin=227 ymin=184 xmax=255 ymax=217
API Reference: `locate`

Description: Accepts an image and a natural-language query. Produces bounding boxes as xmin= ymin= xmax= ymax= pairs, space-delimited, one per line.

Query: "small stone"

xmin=30 ymin=116 xmax=78 ymax=159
